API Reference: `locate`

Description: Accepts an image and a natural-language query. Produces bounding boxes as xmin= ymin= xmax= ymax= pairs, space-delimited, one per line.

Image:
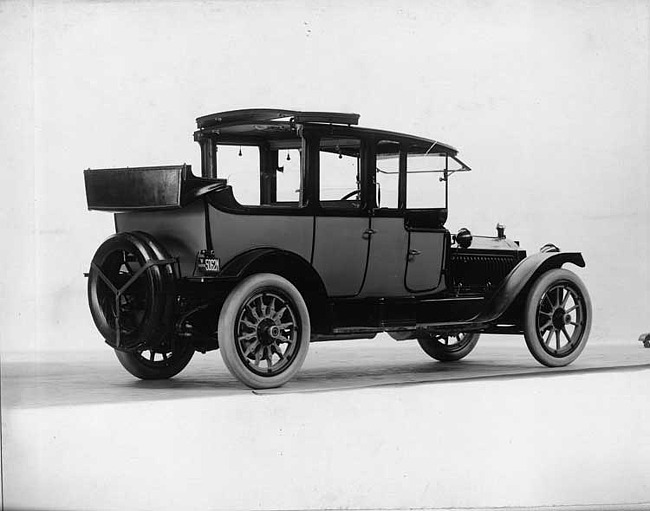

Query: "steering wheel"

xmin=339 ymin=189 xmax=361 ymax=201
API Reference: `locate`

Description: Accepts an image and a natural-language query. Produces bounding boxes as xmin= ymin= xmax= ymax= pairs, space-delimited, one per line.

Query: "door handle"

xmin=362 ymin=229 xmax=376 ymax=239
xmin=407 ymin=248 xmax=421 ymax=261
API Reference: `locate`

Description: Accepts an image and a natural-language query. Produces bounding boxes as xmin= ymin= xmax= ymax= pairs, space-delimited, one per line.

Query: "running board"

xmin=331 ymin=296 xmax=487 ymax=332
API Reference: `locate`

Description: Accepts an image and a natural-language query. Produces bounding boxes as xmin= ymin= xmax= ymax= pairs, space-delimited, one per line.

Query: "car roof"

xmin=196 ymin=108 xmax=360 ymax=128
xmin=195 ymin=108 xmax=459 ymax=155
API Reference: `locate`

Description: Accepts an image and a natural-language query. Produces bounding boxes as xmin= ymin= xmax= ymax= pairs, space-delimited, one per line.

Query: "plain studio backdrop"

xmin=0 ymin=0 xmax=648 ymax=352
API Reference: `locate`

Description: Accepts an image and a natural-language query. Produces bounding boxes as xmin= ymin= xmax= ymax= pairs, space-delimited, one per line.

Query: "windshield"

xmin=376 ymin=148 xmax=469 ymax=209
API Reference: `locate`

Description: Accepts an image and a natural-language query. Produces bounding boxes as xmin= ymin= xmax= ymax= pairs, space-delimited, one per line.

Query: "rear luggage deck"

xmin=84 ymin=164 xmax=226 ymax=211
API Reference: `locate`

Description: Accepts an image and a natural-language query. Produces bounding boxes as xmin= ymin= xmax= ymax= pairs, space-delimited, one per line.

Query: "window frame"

xmin=371 ymin=138 xmax=466 ymax=214
xmin=404 ymin=146 xmax=451 ymax=211
xmin=302 ymin=126 xmax=371 ymax=216
xmin=374 ymin=139 xmax=402 ymax=212
xmin=212 ymin=137 xmax=308 ymax=210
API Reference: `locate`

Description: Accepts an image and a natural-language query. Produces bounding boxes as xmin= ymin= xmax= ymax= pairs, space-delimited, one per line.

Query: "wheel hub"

xmin=552 ymin=308 xmax=569 ymax=330
xmin=257 ymin=318 xmax=279 ymax=346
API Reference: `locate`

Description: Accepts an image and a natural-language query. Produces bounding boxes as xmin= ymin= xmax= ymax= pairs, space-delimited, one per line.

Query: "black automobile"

xmin=84 ymin=109 xmax=592 ymax=388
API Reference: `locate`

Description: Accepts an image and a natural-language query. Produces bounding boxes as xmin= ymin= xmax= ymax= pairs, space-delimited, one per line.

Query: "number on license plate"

xmin=204 ymin=258 xmax=219 ymax=272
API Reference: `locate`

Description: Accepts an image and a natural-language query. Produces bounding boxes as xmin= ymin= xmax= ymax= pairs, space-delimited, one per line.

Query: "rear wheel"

xmin=523 ymin=268 xmax=591 ymax=367
xmin=218 ymin=273 xmax=310 ymax=389
xmin=417 ymin=332 xmax=480 ymax=361
xmin=115 ymin=340 xmax=194 ymax=380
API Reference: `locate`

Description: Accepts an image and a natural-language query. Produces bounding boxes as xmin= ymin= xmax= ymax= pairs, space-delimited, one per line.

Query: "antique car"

xmin=84 ymin=108 xmax=592 ymax=388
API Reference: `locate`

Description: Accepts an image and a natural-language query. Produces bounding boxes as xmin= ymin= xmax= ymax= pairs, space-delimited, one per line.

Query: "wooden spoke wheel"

xmin=218 ymin=273 xmax=311 ymax=389
xmin=523 ymin=268 xmax=591 ymax=367
xmin=417 ymin=332 xmax=481 ymax=362
xmin=114 ymin=340 xmax=194 ymax=380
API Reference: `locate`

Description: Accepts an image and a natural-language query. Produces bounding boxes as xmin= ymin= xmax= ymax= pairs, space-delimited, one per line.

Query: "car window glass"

xmin=218 ymin=145 xmax=261 ymax=206
xmin=275 ymin=148 xmax=301 ymax=203
xmin=376 ymin=140 xmax=400 ymax=209
xmin=406 ymin=151 xmax=450 ymax=209
xmin=319 ymin=138 xmax=361 ymax=207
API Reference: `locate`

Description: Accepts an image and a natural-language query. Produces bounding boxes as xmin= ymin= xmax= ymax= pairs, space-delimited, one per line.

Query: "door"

xmin=359 ymin=215 xmax=408 ymax=298
xmin=312 ymin=217 xmax=370 ymax=297
xmin=359 ymin=140 xmax=408 ymax=298
xmin=310 ymin=135 xmax=370 ymax=297
xmin=405 ymin=228 xmax=446 ymax=293
xmin=402 ymin=147 xmax=449 ymax=293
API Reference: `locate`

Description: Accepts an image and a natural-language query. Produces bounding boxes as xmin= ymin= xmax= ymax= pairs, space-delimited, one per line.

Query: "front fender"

xmin=474 ymin=251 xmax=585 ymax=324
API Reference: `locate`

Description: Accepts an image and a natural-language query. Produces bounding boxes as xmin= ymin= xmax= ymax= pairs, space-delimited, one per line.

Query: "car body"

xmin=85 ymin=108 xmax=592 ymax=388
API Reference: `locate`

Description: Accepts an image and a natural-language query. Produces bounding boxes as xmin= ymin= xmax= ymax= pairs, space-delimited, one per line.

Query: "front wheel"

xmin=218 ymin=273 xmax=311 ymax=389
xmin=523 ymin=268 xmax=592 ymax=367
xmin=417 ymin=332 xmax=481 ymax=361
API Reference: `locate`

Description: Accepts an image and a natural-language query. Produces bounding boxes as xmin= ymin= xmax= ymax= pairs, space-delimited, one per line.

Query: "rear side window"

xmin=319 ymin=138 xmax=361 ymax=207
xmin=218 ymin=145 xmax=261 ymax=206
xmin=375 ymin=140 xmax=400 ymax=209
xmin=275 ymin=148 xmax=302 ymax=203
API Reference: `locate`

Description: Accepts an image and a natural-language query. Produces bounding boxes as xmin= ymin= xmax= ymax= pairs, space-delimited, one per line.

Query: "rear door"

xmin=311 ymin=135 xmax=370 ymax=297
xmin=359 ymin=141 xmax=408 ymax=297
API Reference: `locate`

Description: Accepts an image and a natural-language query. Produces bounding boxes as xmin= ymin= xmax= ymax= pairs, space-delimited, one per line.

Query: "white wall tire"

xmin=523 ymin=268 xmax=592 ymax=367
xmin=218 ymin=273 xmax=311 ymax=389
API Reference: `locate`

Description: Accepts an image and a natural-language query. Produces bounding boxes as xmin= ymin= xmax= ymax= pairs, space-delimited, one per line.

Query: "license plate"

xmin=197 ymin=250 xmax=220 ymax=273
xmin=204 ymin=258 xmax=219 ymax=272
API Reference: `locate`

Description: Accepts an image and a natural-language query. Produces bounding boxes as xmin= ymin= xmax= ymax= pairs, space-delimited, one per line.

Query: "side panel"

xmin=312 ymin=217 xmax=369 ymax=297
xmin=405 ymin=230 xmax=446 ymax=293
xmin=114 ymin=200 xmax=206 ymax=277
xmin=358 ymin=217 xmax=408 ymax=298
xmin=209 ymin=207 xmax=314 ymax=268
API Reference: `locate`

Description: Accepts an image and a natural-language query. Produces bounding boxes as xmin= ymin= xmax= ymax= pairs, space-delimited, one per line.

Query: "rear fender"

xmin=474 ymin=252 xmax=586 ymax=324
xmin=219 ymin=248 xmax=331 ymax=332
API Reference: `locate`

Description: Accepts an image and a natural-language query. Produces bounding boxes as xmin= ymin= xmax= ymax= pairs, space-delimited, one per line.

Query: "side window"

xmin=406 ymin=149 xmax=455 ymax=209
xmin=218 ymin=145 xmax=261 ymax=206
xmin=275 ymin=148 xmax=301 ymax=203
xmin=375 ymin=140 xmax=400 ymax=209
xmin=319 ymin=138 xmax=361 ymax=206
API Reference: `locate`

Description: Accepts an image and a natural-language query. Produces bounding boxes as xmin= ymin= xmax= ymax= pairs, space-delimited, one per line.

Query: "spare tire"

xmin=87 ymin=231 xmax=176 ymax=351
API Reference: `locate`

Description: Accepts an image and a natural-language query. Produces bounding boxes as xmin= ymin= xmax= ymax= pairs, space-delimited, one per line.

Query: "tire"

xmin=114 ymin=340 xmax=194 ymax=379
xmin=87 ymin=232 xmax=175 ymax=351
xmin=417 ymin=332 xmax=480 ymax=361
xmin=218 ymin=273 xmax=311 ymax=389
xmin=523 ymin=268 xmax=591 ymax=367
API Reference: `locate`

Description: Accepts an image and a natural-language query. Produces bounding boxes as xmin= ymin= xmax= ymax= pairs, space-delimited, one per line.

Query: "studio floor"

xmin=2 ymin=336 xmax=650 ymax=511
